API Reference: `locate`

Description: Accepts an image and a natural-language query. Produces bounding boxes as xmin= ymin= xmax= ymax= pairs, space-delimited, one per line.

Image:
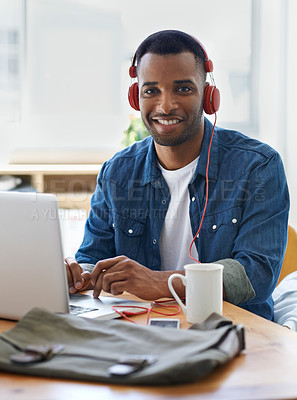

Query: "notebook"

xmin=0 ymin=191 xmax=150 ymax=321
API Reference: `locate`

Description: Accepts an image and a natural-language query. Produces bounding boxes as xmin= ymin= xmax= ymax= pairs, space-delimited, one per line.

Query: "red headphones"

xmin=128 ymin=36 xmax=220 ymax=115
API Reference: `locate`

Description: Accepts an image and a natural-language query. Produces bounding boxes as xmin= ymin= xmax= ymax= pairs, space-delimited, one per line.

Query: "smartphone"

xmin=148 ymin=318 xmax=180 ymax=329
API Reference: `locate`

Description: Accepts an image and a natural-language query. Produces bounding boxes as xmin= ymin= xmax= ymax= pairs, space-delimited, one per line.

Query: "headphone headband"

xmin=189 ymin=35 xmax=214 ymax=73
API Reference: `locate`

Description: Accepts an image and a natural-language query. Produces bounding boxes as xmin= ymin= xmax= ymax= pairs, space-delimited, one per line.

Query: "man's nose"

xmin=157 ymin=92 xmax=178 ymax=114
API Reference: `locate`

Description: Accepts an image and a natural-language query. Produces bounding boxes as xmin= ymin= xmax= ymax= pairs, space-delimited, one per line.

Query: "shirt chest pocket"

xmin=111 ymin=213 xmax=146 ymax=259
xmin=200 ymin=207 xmax=242 ymax=236
xmin=199 ymin=207 xmax=242 ymax=260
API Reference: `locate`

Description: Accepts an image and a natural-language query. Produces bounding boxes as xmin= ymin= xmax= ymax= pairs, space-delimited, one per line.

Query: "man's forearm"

xmin=214 ymin=258 xmax=255 ymax=304
xmin=156 ymin=270 xmax=186 ymax=299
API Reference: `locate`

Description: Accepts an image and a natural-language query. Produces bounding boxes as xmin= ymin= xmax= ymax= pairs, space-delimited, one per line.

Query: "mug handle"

xmin=168 ymin=274 xmax=187 ymax=315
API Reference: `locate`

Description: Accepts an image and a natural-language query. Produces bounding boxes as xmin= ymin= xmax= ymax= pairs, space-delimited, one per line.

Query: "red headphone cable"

xmin=189 ymin=113 xmax=217 ymax=263
xmin=112 ymin=299 xmax=181 ymax=325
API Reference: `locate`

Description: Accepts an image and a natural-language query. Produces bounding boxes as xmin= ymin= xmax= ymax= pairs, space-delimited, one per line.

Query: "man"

xmin=65 ymin=30 xmax=289 ymax=320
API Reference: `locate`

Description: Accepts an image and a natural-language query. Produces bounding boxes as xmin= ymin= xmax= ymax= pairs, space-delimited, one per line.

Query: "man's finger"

xmin=91 ymin=259 xmax=113 ymax=285
xmin=81 ymin=271 xmax=92 ymax=290
xmin=65 ymin=262 xmax=74 ymax=292
xmin=91 ymin=256 xmax=126 ymax=284
xmin=64 ymin=257 xmax=84 ymax=292
xmin=93 ymin=270 xmax=104 ymax=298
xmin=91 ymin=257 xmax=129 ymax=298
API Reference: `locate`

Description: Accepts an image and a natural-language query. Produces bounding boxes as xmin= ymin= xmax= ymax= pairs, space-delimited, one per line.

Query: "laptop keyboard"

xmin=69 ymin=304 xmax=98 ymax=315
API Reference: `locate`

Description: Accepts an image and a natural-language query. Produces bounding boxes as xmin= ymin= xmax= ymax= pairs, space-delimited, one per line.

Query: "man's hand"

xmin=91 ymin=255 xmax=185 ymax=300
xmin=64 ymin=257 xmax=92 ymax=294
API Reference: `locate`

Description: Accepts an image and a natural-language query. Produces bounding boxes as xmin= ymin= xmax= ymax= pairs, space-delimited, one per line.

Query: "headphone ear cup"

xmin=128 ymin=83 xmax=140 ymax=111
xmin=203 ymin=83 xmax=220 ymax=115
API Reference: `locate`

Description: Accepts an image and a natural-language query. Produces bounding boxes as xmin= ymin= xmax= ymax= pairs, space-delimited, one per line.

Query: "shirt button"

xmin=162 ymin=199 xmax=166 ymax=205
xmin=232 ymin=218 xmax=237 ymax=224
xmin=212 ymin=224 xmax=217 ymax=230
xmin=191 ymin=197 xmax=196 ymax=202
xmin=128 ymin=229 xmax=133 ymax=234
xmin=112 ymin=223 xmax=115 ymax=228
xmin=152 ymin=239 xmax=157 ymax=245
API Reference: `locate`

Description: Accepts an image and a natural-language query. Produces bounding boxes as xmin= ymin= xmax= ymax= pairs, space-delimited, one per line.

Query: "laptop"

xmin=0 ymin=191 xmax=150 ymax=321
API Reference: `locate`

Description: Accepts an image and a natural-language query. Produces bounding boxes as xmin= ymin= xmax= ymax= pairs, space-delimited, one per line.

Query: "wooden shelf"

xmin=0 ymin=164 xmax=101 ymax=213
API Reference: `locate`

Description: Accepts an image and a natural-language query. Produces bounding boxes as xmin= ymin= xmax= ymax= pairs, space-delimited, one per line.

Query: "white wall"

xmin=258 ymin=0 xmax=297 ymax=228
xmin=1 ymin=0 xmax=255 ymax=165
xmin=1 ymin=0 xmax=296 ymax=227
xmin=286 ymin=0 xmax=297 ymax=228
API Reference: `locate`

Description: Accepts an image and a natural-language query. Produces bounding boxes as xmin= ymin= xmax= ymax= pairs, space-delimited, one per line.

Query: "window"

xmin=1 ymin=0 xmax=257 ymax=163
xmin=0 ymin=0 xmax=22 ymax=122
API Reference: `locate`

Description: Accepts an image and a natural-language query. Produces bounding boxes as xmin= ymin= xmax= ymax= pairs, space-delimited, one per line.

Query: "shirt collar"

xmin=195 ymin=117 xmax=219 ymax=181
xmin=141 ymin=137 xmax=165 ymax=188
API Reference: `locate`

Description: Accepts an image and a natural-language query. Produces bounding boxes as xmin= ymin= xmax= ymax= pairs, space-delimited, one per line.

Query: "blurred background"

xmin=0 ymin=0 xmax=296 ymax=254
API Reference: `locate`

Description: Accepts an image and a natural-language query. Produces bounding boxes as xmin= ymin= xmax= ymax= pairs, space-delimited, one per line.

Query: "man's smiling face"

xmin=138 ymin=51 xmax=205 ymax=147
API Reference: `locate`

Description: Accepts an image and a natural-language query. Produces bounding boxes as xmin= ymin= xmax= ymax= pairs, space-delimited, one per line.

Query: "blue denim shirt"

xmin=76 ymin=117 xmax=290 ymax=320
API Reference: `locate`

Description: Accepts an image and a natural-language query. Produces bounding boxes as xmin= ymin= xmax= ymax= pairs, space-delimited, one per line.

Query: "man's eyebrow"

xmin=141 ymin=79 xmax=195 ymax=87
xmin=174 ymin=79 xmax=195 ymax=85
xmin=142 ymin=81 xmax=158 ymax=87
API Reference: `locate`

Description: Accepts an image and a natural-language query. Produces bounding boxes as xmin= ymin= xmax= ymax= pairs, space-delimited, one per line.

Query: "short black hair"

xmin=135 ymin=30 xmax=207 ymax=81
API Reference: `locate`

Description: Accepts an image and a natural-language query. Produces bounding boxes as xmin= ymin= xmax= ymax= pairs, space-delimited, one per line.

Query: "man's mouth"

xmin=151 ymin=117 xmax=183 ymax=126
xmin=157 ymin=119 xmax=181 ymax=126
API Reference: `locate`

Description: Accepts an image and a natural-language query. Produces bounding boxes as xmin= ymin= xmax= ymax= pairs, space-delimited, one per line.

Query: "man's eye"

xmin=177 ymin=86 xmax=192 ymax=93
xmin=144 ymin=88 xmax=158 ymax=95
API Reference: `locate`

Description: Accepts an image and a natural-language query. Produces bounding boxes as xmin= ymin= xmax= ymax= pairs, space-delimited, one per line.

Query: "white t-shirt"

xmin=159 ymin=157 xmax=199 ymax=271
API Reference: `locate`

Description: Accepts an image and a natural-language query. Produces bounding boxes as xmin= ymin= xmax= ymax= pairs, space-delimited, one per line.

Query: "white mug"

xmin=168 ymin=263 xmax=224 ymax=324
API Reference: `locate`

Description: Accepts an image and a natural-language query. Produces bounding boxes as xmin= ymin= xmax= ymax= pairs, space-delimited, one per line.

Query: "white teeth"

xmin=158 ymin=119 xmax=180 ymax=125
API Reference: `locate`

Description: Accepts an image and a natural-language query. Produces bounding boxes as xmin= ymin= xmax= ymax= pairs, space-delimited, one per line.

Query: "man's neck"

xmin=154 ymin=131 xmax=204 ymax=171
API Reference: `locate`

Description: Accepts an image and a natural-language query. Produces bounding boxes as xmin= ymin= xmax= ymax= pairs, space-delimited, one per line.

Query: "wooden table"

xmin=1 ymin=300 xmax=297 ymax=400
